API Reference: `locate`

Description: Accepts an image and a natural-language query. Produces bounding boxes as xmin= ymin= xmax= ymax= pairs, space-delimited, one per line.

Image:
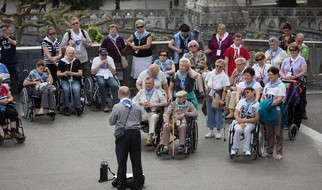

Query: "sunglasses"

xmin=255 ymin=57 xmax=264 ymax=62
xmin=136 ymin=25 xmax=144 ymax=29
xmin=189 ymin=45 xmax=197 ymax=48
xmin=48 ymin=32 xmax=56 ymax=36
xmin=289 ymin=49 xmax=298 ymax=52
xmin=159 ymin=54 xmax=167 ymax=57
xmin=215 ymin=65 xmax=222 ymax=68
xmin=72 ymin=22 xmax=79 ymax=26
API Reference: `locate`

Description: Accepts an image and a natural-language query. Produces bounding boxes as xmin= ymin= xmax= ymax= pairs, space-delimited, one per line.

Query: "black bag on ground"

xmin=111 ymin=174 xmax=145 ymax=188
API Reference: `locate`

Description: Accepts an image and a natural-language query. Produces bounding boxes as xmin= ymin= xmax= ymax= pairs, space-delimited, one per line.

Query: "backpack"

xmin=67 ymin=29 xmax=87 ymax=41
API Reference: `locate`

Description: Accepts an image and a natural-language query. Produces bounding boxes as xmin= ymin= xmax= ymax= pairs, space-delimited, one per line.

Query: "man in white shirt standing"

xmin=91 ymin=48 xmax=119 ymax=112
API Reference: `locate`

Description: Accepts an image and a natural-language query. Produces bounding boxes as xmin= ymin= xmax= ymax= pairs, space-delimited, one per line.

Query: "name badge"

xmin=216 ymin=49 xmax=221 ymax=56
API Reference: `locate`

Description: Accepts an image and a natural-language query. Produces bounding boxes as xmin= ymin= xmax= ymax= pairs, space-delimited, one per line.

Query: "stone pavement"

xmin=0 ymin=91 xmax=322 ymax=190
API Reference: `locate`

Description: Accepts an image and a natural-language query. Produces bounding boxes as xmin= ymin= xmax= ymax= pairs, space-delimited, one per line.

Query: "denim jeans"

xmin=95 ymin=76 xmax=119 ymax=107
xmin=206 ymin=100 xmax=224 ymax=130
xmin=61 ymin=80 xmax=81 ymax=109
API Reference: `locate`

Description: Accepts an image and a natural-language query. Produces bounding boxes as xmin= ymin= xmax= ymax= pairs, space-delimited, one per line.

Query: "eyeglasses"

xmin=255 ymin=57 xmax=264 ymax=62
xmin=189 ymin=45 xmax=197 ymax=48
xmin=159 ymin=54 xmax=167 ymax=57
xmin=215 ymin=65 xmax=222 ymax=68
xmin=136 ymin=25 xmax=144 ymax=29
xmin=72 ymin=22 xmax=79 ymax=26
xmin=48 ymin=32 xmax=56 ymax=36
xmin=289 ymin=49 xmax=298 ymax=52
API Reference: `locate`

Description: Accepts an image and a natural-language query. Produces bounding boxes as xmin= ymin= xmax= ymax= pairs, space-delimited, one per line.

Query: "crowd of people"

xmin=0 ymin=18 xmax=310 ymax=190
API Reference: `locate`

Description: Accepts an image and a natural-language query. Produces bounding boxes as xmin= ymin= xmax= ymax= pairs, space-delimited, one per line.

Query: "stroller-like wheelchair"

xmin=55 ymin=78 xmax=86 ymax=115
xmin=155 ymin=116 xmax=198 ymax=158
xmin=83 ymin=75 xmax=120 ymax=109
xmin=0 ymin=103 xmax=26 ymax=145
xmin=228 ymin=120 xmax=265 ymax=160
xmin=283 ymin=79 xmax=302 ymax=140
xmin=19 ymin=86 xmax=56 ymax=121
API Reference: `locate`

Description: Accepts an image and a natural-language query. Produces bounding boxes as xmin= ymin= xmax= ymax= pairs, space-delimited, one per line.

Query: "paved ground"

xmin=0 ymin=91 xmax=321 ymax=190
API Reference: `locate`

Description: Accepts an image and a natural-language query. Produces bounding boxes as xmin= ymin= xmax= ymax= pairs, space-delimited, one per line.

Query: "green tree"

xmin=61 ymin=0 xmax=104 ymax=10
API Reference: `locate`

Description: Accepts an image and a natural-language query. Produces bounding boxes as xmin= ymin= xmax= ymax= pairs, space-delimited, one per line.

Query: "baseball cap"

xmin=99 ymin=48 xmax=108 ymax=55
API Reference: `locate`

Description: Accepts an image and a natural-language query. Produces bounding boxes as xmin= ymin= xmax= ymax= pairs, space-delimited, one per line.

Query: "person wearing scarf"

xmin=230 ymin=87 xmax=260 ymax=156
xmin=260 ymin=66 xmax=286 ymax=160
xmin=100 ymin=24 xmax=126 ymax=70
xmin=252 ymin=51 xmax=272 ymax=87
xmin=205 ymin=23 xmax=233 ymax=63
xmin=133 ymin=77 xmax=168 ymax=146
xmin=23 ymin=60 xmax=56 ymax=116
xmin=57 ymin=47 xmax=83 ymax=116
xmin=224 ymin=33 xmax=251 ymax=77
xmin=153 ymin=50 xmax=175 ymax=79
xmin=109 ymin=86 xmax=144 ymax=190
xmin=126 ymin=19 xmax=152 ymax=79
xmin=42 ymin=26 xmax=62 ymax=84
xmin=168 ymin=58 xmax=199 ymax=110
xmin=264 ymin=37 xmax=288 ymax=69
xmin=168 ymin=24 xmax=195 ymax=71
xmin=159 ymin=90 xmax=198 ymax=155
xmin=236 ymin=67 xmax=262 ymax=103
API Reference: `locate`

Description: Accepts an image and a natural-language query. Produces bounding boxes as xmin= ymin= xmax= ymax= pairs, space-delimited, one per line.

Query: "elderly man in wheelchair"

xmin=230 ymin=87 xmax=260 ymax=157
xmin=158 ymin=90 xmax=198 ymax=155
xmin=133 ymin=77 xmax=168 ymax=146
xmin=0 ymin=76 xmax=23 ymax=139
xmin=91 ymin=48 xmax=119 ymax=112
xmin=57 ymin=47 xmax=83 ymax=116
xmin=23 ymin=60 xmax=56 ymax=116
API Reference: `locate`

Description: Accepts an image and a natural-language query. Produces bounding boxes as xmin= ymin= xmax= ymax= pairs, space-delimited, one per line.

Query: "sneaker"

xmin=36 ymin=108 xmax=45 ymax=115
xmin=10 ymin=130 xmax=23 ymax=139
xmin=230 ymin=149 xmax=237 ymax=155
xmin=215 ymin=132 xmax=222 ymax=139
xmin=275 ymin=154 xmax=283 ymax=160
xmin=205 ymin=131 xmax=215 ymax=139
xmin=3 ymin=128 xmax=10 ymax=139
xmin=161 ymin=146 xmax=169 ymax=155
xmin=63 ymin=107 xmax=70 ymax=116
xmin=177 ymin=145 xmax=185 ymax=154
xmin=244 ymin=150 xmax=252 ymax=156
xmin=302 ymin=113 xmax=308 ymax=120
xmin=262 ymin=152 xmax=273 ymax=158
xmin=76 ymin=108 xmax=82 ymax=116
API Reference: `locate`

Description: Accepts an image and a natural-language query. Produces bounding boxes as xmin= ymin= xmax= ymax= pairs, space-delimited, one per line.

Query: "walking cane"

xmin=172 ymin=114 xmax=175 ymax=159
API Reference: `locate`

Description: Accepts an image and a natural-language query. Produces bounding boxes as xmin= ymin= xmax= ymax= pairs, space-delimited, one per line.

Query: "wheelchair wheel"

xmin=288 ymin=124 xmax=297 ymax=140
xmin=84 ymin=77 xmax=94 ymax=106
xmin=0 ymin=135 xmax=4 ymax=145
xmin=19 ymin=88 xmax=29 ymax=118
xmin=228 ymin=125 xmax=235 ymax=159
xmin=257 ymin=124 xmax=265 ymax=157
xmin=16 ymin=136 xmax=26 ymax=143
xmin=191 ymin=121 xmax=198 ymax=151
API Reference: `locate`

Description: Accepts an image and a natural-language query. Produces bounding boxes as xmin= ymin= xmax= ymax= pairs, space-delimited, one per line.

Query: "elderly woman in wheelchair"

xmin=229 ymin=87 xmax=259 ymax=157
xmin=0 ymin=76 xmax=24 ymax=140
xmin=158 ymin=90 xmax=198 ymax=155
xmin=23 ymin=60 xmax=56 ymax=116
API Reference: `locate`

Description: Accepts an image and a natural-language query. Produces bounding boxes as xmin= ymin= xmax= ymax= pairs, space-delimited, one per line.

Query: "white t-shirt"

xmin=264 ymin=49 xmax=288 ymax=69
xmin=205 ymin=70 xmax=230 ymax=95
xmin=91 ymin=56 xmax=116 ymax=79
xmin=252 ymin=63 xmax=272 ymax=85
xmin=237 ymin=80 xmax=262 ymax=91
xmin=236 ymin=98 xmax=259 ymax=119
xmin=136 ymin=70 xmax=167 ymax=91
xmin=263 ymin=81 xmax=286 ymax=101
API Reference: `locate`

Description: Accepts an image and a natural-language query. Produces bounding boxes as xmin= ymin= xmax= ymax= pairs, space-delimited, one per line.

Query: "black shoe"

xmin=63 ymin=107 xmax=70 ymax=116
xmin=177 ymin=145 xmax=185 ymax=154
xmin=76 ymin=108 xmax=82 ymax=116
xmin=161 ymin=146 xmax=169 ymax=155
xmin=302 ymin=113 xmax=308 ymax=120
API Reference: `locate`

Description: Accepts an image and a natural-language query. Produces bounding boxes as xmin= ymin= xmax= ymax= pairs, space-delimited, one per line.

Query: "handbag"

xmin=114 ymin=106 xmax=131 ymax=140
xmin=209 ymin=75 xmax=224 ymax=109
xmin=110 ymin=38 xmax=128 ymax=68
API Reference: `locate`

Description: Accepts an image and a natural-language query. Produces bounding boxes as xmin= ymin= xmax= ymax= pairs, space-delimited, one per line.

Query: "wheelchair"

xmin=19 ymin=86 xmax=56 ymax=121
xmin=228 ymin=120 xmax=265 ymax=160
xmin=55 ymin=78 xmax=86 ymax=115
xmin=155 ymin=117 xmax=198 ymax=158
xmin=0 ymin=103 xmax=26 ymax=145
xmin=83 ymin=75 xmax=120 ymax=109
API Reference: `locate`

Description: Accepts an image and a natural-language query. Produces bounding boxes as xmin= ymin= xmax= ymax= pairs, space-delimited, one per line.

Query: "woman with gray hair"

xmin=126 ymin=19 xmax=152 ymax=79
xmin=168 ymin=58 xmax=199 ymax=109
xmin=183 ymin=40 xmax=209 ymax=98
xmin=265 ymin=37 xmax=288 ymax=69
xmin=204 ymin=59 xmax=230 ymax=139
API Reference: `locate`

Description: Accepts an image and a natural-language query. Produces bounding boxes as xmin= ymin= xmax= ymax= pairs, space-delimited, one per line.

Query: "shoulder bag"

xmin=110 ymin=39 xmax=128 ymax=68
xmin=208 ymin=74 xmax=224 ymax=109
xmin=114 ymin=106 xmax=131 ymax=140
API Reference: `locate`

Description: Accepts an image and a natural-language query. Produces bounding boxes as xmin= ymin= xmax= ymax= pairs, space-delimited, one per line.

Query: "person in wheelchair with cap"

xmin=133 ymin=77 xmax=168 ymax=146
xmin=159 ymin=90 xmax=198 ymax=154
xmin=0 ymin=76 xmax=22 ymax=139
xmin=230 ymin=87 xmax=259 ymax=156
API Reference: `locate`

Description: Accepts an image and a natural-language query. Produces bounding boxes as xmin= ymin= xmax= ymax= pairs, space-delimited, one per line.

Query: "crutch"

xmin=172 ymin=114 xmax=175 ymax=159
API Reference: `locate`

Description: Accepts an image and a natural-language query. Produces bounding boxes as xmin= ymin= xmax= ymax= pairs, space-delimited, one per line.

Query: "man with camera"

xmin=133 ymin=77 xmax=168 ymax=146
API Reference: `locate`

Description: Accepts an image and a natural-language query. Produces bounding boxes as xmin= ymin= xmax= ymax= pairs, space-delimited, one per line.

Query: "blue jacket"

xmin=259 ymin=99 xmax=286 ymax=128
